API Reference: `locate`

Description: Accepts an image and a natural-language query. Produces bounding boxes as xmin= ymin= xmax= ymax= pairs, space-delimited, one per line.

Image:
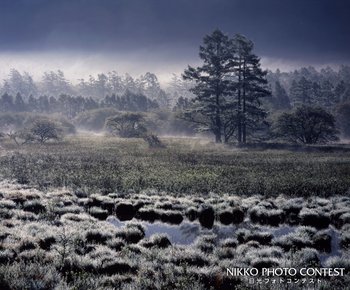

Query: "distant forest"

xmin=0 ymin=65 xmax=350 ymax=139
xmin=0 ymin=66 xmax=349 ymax=113
xmin=0 ymin=70 xmax=192 ymax=115
xmin=267 ymin=65 xmax=350 ymax=110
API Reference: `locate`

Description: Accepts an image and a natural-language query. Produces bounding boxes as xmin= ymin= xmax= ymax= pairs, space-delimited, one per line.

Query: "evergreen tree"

xmin=320 ymin=80 xmax=335 ymax=107
xmin=310 ymin=81 xmax=321 ymax=105
xmin=37 ymin=96 xmax=50 ymax=113
xmin=273 ymin=81 xmax=291 ymax=110
xmin=0 ymin=93 xmax=14 ymax=112
xmin=183 ymin=30 xmax=269 ymax=143
xmin=334 ymin=81 xmax=347 ymax=103
xmin=233 ymin=34 xmax=270 ymax=143
xmin=27 ymin=95 xmax=38 ymax=112
xmin=183 ymin=29 xmax=234 ymax=143
xmin=289 ymin=77 xmax=313 ymax=106
xmin=14 ymin=93 xmax=26 ymax=112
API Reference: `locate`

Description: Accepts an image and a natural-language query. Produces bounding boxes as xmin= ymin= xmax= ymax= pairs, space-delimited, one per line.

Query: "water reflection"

xmin=318 ymin=227 xmax=342 ymax=263
xmin=108 ymin=216 xmax=342 ymax=264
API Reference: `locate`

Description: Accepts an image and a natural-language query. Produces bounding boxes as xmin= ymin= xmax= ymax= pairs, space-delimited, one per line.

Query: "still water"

xmin=108 ymin=216 xmax=342 ymax=265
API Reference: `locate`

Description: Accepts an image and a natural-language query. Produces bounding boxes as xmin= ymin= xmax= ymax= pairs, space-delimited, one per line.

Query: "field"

xmin=1 ymin=134 xmax=350 ymax=196
xmin=0 ymin=135 xmax=350 ymax=289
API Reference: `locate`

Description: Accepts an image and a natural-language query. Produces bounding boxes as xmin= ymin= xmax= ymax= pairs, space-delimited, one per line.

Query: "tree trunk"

xmin=215 ymin=130 xmax=222 ymax=143
xmin=237 ymin=60 xmax=242 ymax=143
xmin=215 ymin=88 xmax=222 ymax=143
xmin=242 ymin=61 xmax=247 ymax=144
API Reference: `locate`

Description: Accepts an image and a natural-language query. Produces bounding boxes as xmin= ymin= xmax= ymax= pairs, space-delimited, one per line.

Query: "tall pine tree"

xmin=183 ymin=30 xmax=234 ymax=143
xmin=233 ymin=34 xmax=270 ymax=143
xmin=183 ymin=30 xmax=269 ymax=143
xmin=273 ymin=81 xmax=291 ymax=110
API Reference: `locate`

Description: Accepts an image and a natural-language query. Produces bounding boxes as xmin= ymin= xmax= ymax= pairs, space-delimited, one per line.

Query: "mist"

xmin=0 ymin=51 xmax=346 ymax=88
xmin=0 ymin=50 xmax=198 ymax=86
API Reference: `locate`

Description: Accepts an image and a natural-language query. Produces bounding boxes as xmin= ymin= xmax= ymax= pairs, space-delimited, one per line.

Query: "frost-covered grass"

xmin=0 ymin=135 xmax=350 ymax=289
xmin=0 ymin=135 xmax=350 ymax=196
xmin=0 ymin=180 xmax=349 ymax=289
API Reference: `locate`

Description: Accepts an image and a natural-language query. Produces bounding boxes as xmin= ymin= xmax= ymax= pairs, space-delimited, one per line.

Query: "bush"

xmin=232 ymin=207 xmax=245 ymax=224
xmin=141 ymin=234 xmax=172 ymax=248
xmin=22 ymin=200 xmax=46 ymax=214
xmin=273 ymin=105 xmax=339 ymax=144
xmin=143 ymin=134 xmax=166 ymax=149
xmin=160 ymin=210 xmax=183 ymax=224
xmin=116 ymin=203 xmax=135 ymax=221
xmin=106 ymin=112 xmax=147 ymax=138
xmin=185 ymin=207 xmax=198 ymax=221
xmin=299 ymin=208 xmax=330 ymax=229
xmin=89 ymin=207 xmax=109 ymax=220
xmin=336 ymin=102 xmax=350 ymax=138
xmin=218 ymin=210 xmax=233 ymax=225
xmin=198 ymin=206 xmax=215 ymax=228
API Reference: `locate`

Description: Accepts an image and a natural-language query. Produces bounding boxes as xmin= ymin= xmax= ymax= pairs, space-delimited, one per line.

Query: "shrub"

xmin=299 ymin=208 xmax=330 ymax=229
xmin=136 ymin=208 xmax=161 ymax=222
xmin=273 ymin=227 xmax=315 ymax=251
xmin=195 ymin=235 xmax=216 ymax=253
xmin=106 ymin=238 xmax=126 ymax=251
xmin=0 ymin=200 xmax=17 ymax=210
xmin=85 ymin=230 xmax=113 ymax=244
xmin=0 ymin=261 xmax=61 ymax=290
xmin=231 ymin=207 xmax=245 ymax=224
xmin=29 ymin=119 xmax=63 ymax=143
xmin=22 ymin=200 xmax=46 ymax=214
xmin=141 ymin=234 xmax=172 ymax=249
xmin=294 ymin=248 xmax=320 ymax=267
xmin=170 ymin=248 xmax=210 ymax=267
xmin=236 ymin=229 xmax=272 ymax=245
xmin=116 ymin=202 xmax=135 ymax=221
xmin=220 ymin=238 xmax=238 ymax=249
xmin=99 ymin=259 xmax=137 ymax=275
xmin=143 ymin=134 xmax=165 ymax=149
xmin=38 ymin=236 xmax=57 ymax=250
xmin=251 ymin=257 xmax=279 ymax=269
xmin=273 ymin=105 xmax=339 ymax=144
xmin=340 ymin=232 xmax=350 ymax=249
xmin=185 ymin=207 xmax=198 ymax=221
xmin=106 ymin=112 xmax=147 ymax=138
xmin=218 ymin=210 xmax=233 ymax=225
xmin=249 ymin=202 xmax=284 ymax=226
xmin=115 ymin=226 xmax=145 ymax=244
xmin=313 ymin=231 xmax=332 ymax=252
xmin=198 ymin=206 xmax=215 ymax=228
xmin=89 ymin=207 xmax=108 ymax=220
xmin=160 ymin=210 xmax=183 ymax=224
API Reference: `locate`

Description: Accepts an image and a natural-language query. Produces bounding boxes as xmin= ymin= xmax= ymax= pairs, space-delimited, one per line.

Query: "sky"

xmin=0 ymin=0 xmax=349 ymax=85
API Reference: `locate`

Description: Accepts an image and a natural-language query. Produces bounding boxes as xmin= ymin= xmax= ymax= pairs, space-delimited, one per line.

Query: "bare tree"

xmin=106 ymin=112 xmax=147 ymax=138
xmin=30 ymin=119 xmax=62 ymax=143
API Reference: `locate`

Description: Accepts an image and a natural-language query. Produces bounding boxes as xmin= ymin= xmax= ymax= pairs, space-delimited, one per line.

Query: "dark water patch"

xmin=109 ymin=217 xmax=297 ymax=245
xmin=108 ymin=217 xmax=342 ymax=262
xmin=318 ymin=227 xmax=341 ymax=264
xmin=108 ymin=217 xmax=239 ymax=244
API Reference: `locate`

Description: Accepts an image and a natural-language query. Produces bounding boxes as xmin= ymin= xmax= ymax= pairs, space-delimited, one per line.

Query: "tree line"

xmin=0 ymin=70 xmax=170 ymax=107
xmin=268 ymin=66 xmax=350 ymax=110
xmin=0 ymin=90 xmax=159 ymax=118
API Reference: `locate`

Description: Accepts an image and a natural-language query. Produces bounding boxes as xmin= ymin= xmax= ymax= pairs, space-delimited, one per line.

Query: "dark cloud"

xmin=0 ymin=0 xmax=349 ymax=65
